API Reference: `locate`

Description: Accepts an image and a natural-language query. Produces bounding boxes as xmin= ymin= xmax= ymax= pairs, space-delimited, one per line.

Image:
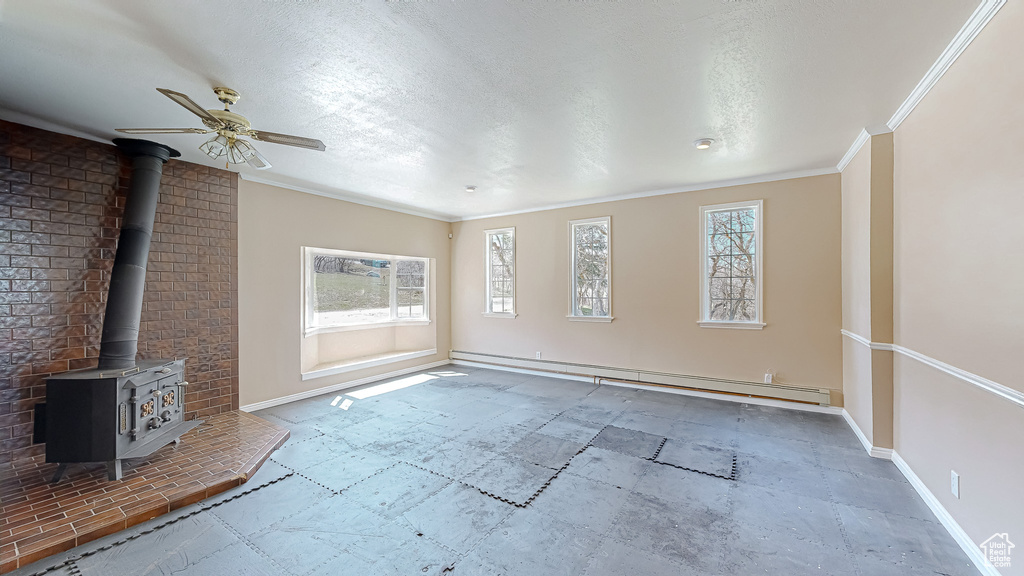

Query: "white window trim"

xmin=483 ymin=226 xmax=516 ymax=318
xmin=567 ymin=315 xmax=614 ymax=323
xmin=302 ymin=246 xmax=430 ymax=336
xmin=568 ymin=216 xmax=613 ymax=321
xmin=300 ymin=348 xmax=438 ymax=381
xmin=698 ymin=200 xmax=765 ymax=330
xmin=305 ymin=320 xmax=431 ymax=336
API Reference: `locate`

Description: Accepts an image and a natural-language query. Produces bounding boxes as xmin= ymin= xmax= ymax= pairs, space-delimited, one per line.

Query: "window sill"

xmin=567 ymin=315 xmax=614 ymax=323
xmin=697 ymin=321 xmax=766 ymax=330
xmin=482 ymin=312 xmax=518 ymax=319
xmin=301 ymin=349 xmax=438 ymax=381
xmin=305 ymin=320 xmax=431 ymax=337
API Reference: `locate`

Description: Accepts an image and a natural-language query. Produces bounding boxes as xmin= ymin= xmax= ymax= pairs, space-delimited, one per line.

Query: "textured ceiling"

xmin=0 ymin=0 xmax=979 ymax=220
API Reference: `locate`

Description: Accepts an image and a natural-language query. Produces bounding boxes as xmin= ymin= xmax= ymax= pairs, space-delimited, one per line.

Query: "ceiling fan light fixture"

xmin=228 ymin=138 xmax=272 ymax=170
xmin=227 ymin=138 xmax=254 ymax=164
xmin=200 ymin=133 xmax=230 ymax=159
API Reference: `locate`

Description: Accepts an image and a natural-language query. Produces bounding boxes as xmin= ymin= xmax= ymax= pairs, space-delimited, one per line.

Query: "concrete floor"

xmin=12 ymin=365 xmax=979 ymax=575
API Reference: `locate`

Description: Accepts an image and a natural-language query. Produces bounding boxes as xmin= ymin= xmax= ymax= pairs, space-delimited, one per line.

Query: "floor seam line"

xmin=209 ymin=507 xmax=293 ymax=575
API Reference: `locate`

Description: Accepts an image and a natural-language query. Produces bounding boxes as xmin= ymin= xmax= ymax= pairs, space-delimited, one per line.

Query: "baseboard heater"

xmin=449 ymin=350 xmax=831 ymax=406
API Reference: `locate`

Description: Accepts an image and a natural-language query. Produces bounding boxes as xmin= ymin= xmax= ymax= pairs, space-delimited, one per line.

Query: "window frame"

xmin=698 ymin=200 xmax=765 ymax=330
xmin=567 ymin=216 xmax=613 ymax=322
xmin=303 ymin=246 xmax=430 ymax=336
xmin=483 ymin=226 xmax=517 ymax=318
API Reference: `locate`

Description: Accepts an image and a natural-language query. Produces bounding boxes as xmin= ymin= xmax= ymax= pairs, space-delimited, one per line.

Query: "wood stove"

xmin=39 ymin=139 xmax=203 ymax=482
xmin=44 ymin=359 xmax=200 ymax=481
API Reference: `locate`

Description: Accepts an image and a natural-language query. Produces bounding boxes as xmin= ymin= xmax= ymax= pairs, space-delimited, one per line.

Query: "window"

xmin=304 ymin=247 xmax=429 ymax=333
xmin=484 ymin=227 xmax=516 ymax=317
xmin=699 ymin=200 xmax=764 ymax=329
xmin=569 ymin=217 xmax=612 ymax=321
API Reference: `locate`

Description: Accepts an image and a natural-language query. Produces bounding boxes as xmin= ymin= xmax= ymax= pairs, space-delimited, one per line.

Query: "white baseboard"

xmin=601 ymin=380 xmax=843 ymax=415
xmin=450 ymin=350 xmax=832 ymax=406
xmin=891 ymin=452 xmax=1000 ymax=576
xmin=450 ymin=359 xmax=595 ymax=383
xmin=452 ymin=359 xmax=843 ymax=415
xmin=841 ymin=409 xmax=893 ymax=459
xmin=869 ymin=446 xmax=894 ymax=459
xmin=240 ymin=359 xmax=451 ymax=412
xmin=842 ymin=409 xmax=873 ymax=453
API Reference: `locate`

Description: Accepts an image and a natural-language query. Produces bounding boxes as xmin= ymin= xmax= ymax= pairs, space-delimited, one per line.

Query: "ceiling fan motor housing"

xmin=203 ymin=109 xmax=251 ymax=133
xmin=213 ymin=87 xmax=240 ymax=106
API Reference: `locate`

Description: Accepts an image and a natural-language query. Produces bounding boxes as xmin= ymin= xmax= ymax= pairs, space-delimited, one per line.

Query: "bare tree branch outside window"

xmin=706 ymin=208 xmax=757 ymax=321
xmin=572 ymin=220 xmax=610 ymax=316
xmin=487 ymin=230 xmax=515 ymax=313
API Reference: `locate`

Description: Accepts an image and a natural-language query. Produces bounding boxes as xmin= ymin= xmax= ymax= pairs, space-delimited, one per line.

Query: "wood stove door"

xmin=117 ymin=363 xmax=187 ymax=457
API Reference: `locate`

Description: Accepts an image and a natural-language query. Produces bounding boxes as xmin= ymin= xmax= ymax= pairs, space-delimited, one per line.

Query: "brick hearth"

xmin=0 ymin=411 xmax=288 ymax=573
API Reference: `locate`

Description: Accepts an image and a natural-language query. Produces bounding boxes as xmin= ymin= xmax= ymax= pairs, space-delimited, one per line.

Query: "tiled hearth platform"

xmin=0 ymin=411 xmax=288 ymax=573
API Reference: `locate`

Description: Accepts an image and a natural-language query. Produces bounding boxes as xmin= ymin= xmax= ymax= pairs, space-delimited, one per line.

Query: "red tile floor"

xmin=0 ymin=411 xmax=289 ymax=573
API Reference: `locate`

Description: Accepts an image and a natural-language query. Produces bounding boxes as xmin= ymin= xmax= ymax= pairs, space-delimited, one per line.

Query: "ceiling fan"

xmin=116 ymin=87 xmax=326 ymax=170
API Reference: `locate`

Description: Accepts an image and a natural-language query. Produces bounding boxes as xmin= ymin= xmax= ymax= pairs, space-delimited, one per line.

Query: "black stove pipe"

xmin=97 ymin=139 xmax=180 ymax=370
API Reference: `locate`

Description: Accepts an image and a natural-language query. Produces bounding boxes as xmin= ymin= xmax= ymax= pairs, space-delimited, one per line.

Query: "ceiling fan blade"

xmin=248 ymin=130 xmax=326 ymax=151
xmin=115 ymin=128 xmax=212 ymax=134
xmin=156 ymin=88 xmax=224 ymax=127
xmin=244 ymin=144 xmax=272 ymax=170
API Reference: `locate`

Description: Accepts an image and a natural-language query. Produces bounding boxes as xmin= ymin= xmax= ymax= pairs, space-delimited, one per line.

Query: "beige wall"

xmin=893 ymin=356 xmax=1024 ymax=549
xmin=452 ymin=174 xmax=843 ymax=396
xmin=238 ymin=180 xmax=451 ymax=407
xmin=840 ymin=139 xmax=875 ymax=441
xmin=841 ymin=141 xmax=873 ymax=338
xmin=306 ymin=324 xmax=436 ymax=373
xmin=841 ymin=337 xmax=872 ymax=441
xmin=890 ymin=0 xmax=1024 ymax=553
xmin=840 ymin=133 xmax=895 ymax=448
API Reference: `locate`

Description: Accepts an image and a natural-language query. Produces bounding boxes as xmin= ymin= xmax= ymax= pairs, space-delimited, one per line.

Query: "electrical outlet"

xmin=536 ymin=352 xmax=542 ymax=360
xmin=764 ymin=372 xmax=773 ymax=384
xmin=951 ymin=470 xmax=960 ymax=499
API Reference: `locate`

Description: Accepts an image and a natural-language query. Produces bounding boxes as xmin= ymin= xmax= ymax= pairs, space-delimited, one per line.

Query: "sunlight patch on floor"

xmin=348 ymin=373 xmax=438 ymax=399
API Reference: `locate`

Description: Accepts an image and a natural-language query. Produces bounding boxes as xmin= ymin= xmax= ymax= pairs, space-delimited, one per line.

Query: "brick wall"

xmin=0 ymin=120 xmax=239 ymax=464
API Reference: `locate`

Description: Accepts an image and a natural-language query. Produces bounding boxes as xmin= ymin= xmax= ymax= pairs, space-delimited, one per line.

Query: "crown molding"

xmin=836 ymin=126 xmax=896 ymax=173
xmin=839 ymin=0 xmax=1005 ymax=172
xmin=237 ymin=173 xmax=457 ymax=223
xmin=887 ymin=0 xmax=1006 ymax=131
xmin=836 ymin=129 xmax=872 ymax=173
xmin=454 ymin=166 xmax=838 ymax=222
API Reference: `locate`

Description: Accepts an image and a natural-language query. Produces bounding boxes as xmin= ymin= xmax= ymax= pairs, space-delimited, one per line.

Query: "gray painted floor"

xmin=13 ymin=365 xmax=979 ymax=575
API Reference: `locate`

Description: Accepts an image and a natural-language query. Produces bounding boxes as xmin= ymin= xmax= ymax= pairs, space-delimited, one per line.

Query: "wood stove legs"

xmin=50 ymin=460 xmax=122 ymax=483
xmin=107 ymin=459 xmax=122 ymax=481
xmin=51 ymin=464 xmax=67 ymax=483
